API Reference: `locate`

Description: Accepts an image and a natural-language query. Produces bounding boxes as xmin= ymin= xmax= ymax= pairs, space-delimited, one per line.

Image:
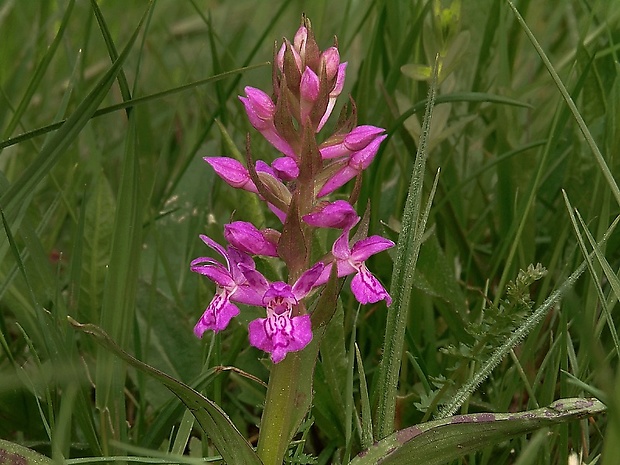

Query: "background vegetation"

xmin=0 ymin=0 xmax=619 ymax=463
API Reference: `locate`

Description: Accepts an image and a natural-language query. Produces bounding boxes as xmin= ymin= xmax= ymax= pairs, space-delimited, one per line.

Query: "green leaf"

xmin=69 ymin=318 xmax=263 ymax=465
xmin=351 ymin=398 xmax=605 ymax=465
xmin=0 ymin=439 xmax=54 ymax=465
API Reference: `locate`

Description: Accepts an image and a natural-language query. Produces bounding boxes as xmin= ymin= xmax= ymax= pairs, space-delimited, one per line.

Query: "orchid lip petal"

xmin=248 ymin=314 xmax=312 ymax=363
xmin=351 ymin=265 xmax=392 ymax=306
xmin=194 ymin=291 xmax=240 ymax=337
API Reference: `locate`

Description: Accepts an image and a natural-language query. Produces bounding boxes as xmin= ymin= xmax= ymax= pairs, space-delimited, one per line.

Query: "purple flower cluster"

xmin=192 ymin=18 xmax=393 ymax=363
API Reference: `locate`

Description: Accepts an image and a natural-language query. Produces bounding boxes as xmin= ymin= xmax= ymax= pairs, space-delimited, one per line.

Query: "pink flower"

xmin=239 ymin=86 xmax=296 ymax=158
xmin=302 ymin=200 xmax=360 ymax=229
xmin=224 ymin=221 xmax=279 ymax=257
xmin=317 ymin=227 xmax=394 ymax=305
xmin=191 ymin=235 xmax=263 ymax=337
xmin=243 ymin=263 xmax=324 ymax=363
xmin=318 ymin=129 xmax=387 ymax=197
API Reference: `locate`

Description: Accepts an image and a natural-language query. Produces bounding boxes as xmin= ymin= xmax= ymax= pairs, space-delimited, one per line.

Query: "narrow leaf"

xmin=70 ymin=319 xmax=263 ymax=465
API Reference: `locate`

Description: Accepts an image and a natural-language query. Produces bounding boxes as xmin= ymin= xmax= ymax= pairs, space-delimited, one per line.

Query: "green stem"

xmin=256 ymin=350 xmax=310 ymax=465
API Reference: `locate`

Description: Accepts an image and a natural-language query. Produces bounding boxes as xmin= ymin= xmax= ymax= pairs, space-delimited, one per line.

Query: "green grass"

xmin=0 ymin=0 xmax=619 ymax=464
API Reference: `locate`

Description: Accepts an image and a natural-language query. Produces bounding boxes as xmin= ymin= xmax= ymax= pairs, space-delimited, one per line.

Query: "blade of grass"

xmin=562 ymin=191 xmax=620 ymax=358
xmin=0 ymin=63 xmax=268 ymax=151
xmin=507 ymin=0 xmax=620 ymax=207
xmin=0 ymin=2 xmax=152 ymax=223
xmin=374 ymin=51 xmax=439 ymax=438
xmin=355 ymin=343 xmax=373 ymax=451
xmin=89 ymin=0 xmax=132 ymax=110
xmin=0 ymin=0 xmax=75 ymax=142
xmin=94 ymin=111 xmax=141 ymax=451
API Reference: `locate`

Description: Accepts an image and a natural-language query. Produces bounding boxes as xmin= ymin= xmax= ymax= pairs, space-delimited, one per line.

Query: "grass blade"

xmin=0 ymin=2 xmax=152 ymax=223
xmin=374 ymin=60 xmax=439 ymax=440
xmin=70 ymin=319 xmax=262 ymax=465
xmin=507 ymin=0 xmax=620 ymax=206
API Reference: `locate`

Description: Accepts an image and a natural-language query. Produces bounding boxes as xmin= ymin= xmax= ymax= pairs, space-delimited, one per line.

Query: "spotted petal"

xmin=248 ymin=314 xmax=313 ymax=363
xmin=350 ymin=264 xmax=392 ymax=306
xmin=194 ymin=290 xmax=241 ymax=337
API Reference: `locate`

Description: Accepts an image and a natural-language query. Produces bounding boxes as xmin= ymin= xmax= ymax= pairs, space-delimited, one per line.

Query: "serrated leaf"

xmin=70 ymin=319 xmax=263 ymax=465
xmin=351 ymin=398 xmax=605 ymax=465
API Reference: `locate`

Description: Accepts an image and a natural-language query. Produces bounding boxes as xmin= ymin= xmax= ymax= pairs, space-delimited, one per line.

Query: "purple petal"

xmin=350 ymin=265 xmax=392 ymax=306
xmin=263 ymin=281 xmax=297 ymax=313
xmin=318 ymin=165 xmax=359 ymax=197
xmin=248 ymin=314 xmax=313 ymax=363
xmin=302 ymin=200 xmax=359 ymax=229
xmin=268 ymin=203 xmax=287 ymax=223
xmin=317 ymin=63 xmax=346 ymax=132
xmin=190 ymin=262 xmax=235 ymax=287
xmin=230 ymin=285 xmax=264 ymax=307
xmin=349 ymin=134 xmax=387 ymax=170
xmin=332 ymin=227 xmax=352 ymax=260
xmin=198 ymin=234 xmax=228 ymax=261
xmin=194 ymin=291 xmax=240 ymax=337
xmin=344 ymin=125 xmax=386 ymax=151
xmin=256 ymin=159 xmax=277 ymax=177
xmin=319 ymin=140 xmax=350 ymax=160
xmin=300 ymin=67 xmax=320 ymax=102
xmin=238 ymin=265 xmax=270 ymax=295
xmin=272 ymin=157 xmax=300 ymax=181
xmin=293 ymin=26 xmax=308 ymax=56
xmin=224 ymin=221 xmax=278 ymax=257
xmin=204 ymin=157 xmax=258 ymax=193
xmin=243 ymin=86 xmax=275 ymax=120
xmin=332 ymin=62 xmax=347 ymax=95
xmin=350 ymin=236 xmax=395 ymax=262
xmin=259 ymin=125 xmax=297 ymax=159
xmin=321 ymin=47 xmax=340 ymax=80
xmin=292 ymin=262 xmax=325 ymax=299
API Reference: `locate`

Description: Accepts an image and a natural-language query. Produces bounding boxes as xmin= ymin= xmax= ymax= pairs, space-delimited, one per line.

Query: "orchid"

xmin=192 ymin=17 xmax=392 ymax=365
xmin=317 ymin=226 xmax=394 ymax=305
